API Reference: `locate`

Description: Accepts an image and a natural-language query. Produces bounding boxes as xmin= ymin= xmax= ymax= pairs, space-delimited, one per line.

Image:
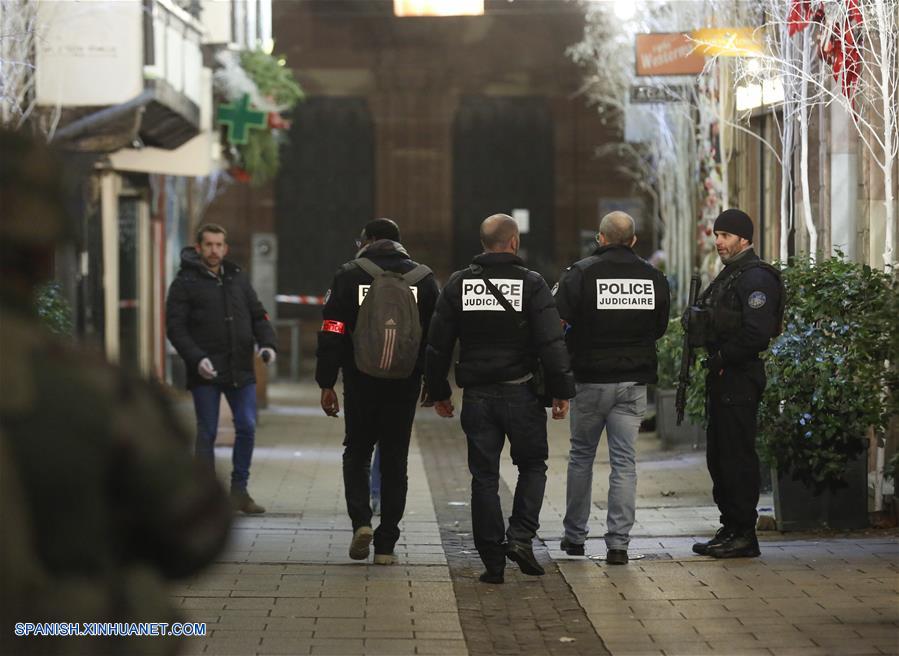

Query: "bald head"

xmin=480 ymin=214 xmax=520 ymax=252
xmin=599 ymin=211 xmax=636 ymax=247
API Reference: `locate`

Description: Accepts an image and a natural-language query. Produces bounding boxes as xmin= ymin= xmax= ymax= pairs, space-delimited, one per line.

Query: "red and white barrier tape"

xmin=275 ymin=294 xmax=326 ymax=306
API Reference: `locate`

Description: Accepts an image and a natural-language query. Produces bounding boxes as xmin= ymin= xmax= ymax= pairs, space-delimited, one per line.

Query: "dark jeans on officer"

xmin=461 ymin=383 xmax=548 ymax=573
xmin=706 ymin=360 xmax=766 ymax=532
xmin=342 ymin=372 xmax=420 ymax=555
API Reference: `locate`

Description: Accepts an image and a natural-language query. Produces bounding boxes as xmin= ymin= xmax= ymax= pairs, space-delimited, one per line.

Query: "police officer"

xmin=425 ymin=214 xmax=575 ymax=584
xmin=553 ymin=212 xmax=670 ymax=564
xmin=316 ymin=218 xmax=439 ymax=565
xmin=690 ymin=209 xmax=784 ymax=559
xmin=0 ymin=129 xmax=232 ymax=655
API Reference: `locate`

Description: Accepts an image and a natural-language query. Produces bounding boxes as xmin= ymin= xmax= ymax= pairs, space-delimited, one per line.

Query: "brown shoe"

xmin=231 ymin=490 xmax=266 ymax=514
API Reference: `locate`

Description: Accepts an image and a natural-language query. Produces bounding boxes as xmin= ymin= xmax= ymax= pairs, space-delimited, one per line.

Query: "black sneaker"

xmin=707 ymin=531 xmax=761 ymax=559
xmin=692 ymin=526 xmax=735 ymax=555
xmin=605 ymin=549 xmax=628 ymax=565
xmin=505 ymin=542 xmax=545 ymax=576
xmin=560 ymin=539 xmax=585 ymax=556
xmin=479 ymin=571 xmax=504 ymax=584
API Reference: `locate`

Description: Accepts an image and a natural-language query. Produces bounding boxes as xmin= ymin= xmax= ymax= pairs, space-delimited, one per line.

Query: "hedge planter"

xmin=773 ymin=449 xmax=868 ymax=531
xmin=656 ymin=388 xmax=706 ymax=450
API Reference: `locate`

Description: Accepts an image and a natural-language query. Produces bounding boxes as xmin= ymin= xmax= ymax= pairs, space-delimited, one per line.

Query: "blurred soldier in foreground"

xmin=0 ymin=129 xmax=232 ymax=655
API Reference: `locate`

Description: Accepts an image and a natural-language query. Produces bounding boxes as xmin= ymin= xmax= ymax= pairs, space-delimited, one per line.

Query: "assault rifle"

xmin=676 ymin=272 xmax=702 ymax=426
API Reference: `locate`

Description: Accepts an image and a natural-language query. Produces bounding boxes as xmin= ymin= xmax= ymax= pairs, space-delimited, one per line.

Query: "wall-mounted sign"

xmin=394 ymin=0 xmax=484 ymax=17
xmin=217 ymin=94 xmax=266 ymax=144
xmin=635 ymin=33 xmax=705 ymax=77
xmin=692 ymin=27 xmax=763 ymax=57
xmin=630 ymin=84 xmax=690 ymax=104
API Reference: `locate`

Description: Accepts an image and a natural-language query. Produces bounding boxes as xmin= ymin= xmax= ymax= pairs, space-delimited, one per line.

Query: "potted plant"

xmin=654 ymin=317 xmax=707 ymax=449
xmin=759 ymin=255 xmax=898 ymax=530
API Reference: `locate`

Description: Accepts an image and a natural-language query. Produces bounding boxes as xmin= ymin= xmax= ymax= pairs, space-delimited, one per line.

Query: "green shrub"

xmin=34 ymin=281 xmax=73 ymax=336
xmin=656 ymin=317 xmax=706 ymax=425
xmin=758 ymin=255 xmax=898 ymax=492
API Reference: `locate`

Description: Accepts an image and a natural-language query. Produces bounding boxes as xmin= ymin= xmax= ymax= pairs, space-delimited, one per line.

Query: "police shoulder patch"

xmin=747 ymin=291 xmax=767 ymax=309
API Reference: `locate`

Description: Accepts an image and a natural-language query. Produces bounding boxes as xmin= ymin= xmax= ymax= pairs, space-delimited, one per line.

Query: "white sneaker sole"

xmin=349 ymin=526 xmax=373 ymax=560
xmin=373 ymin=553 xmax=396 ymax=566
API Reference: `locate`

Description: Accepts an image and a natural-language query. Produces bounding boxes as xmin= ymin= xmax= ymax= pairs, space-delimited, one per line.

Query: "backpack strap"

xmin=352 ymin=258 xmax=385 ymax=278
xmin=402 ymin=264 xmax=433 ymax=285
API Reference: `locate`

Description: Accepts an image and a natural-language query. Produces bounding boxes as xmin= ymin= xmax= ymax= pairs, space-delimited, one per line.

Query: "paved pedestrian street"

xmin=172 ymin=383 xmax=899 ymax=656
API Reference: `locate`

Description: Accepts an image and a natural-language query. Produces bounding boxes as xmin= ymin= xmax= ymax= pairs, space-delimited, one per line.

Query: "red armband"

xmin=321 ymin=320 xmax=347 ymax=335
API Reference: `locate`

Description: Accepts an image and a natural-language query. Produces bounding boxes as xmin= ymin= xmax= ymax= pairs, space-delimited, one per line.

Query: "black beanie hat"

xmin=713 ymin=209 xmax=754 ymax=242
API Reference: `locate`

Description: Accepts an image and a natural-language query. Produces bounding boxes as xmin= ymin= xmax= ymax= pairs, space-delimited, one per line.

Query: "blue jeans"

xmin=461 ymin=383 xmax=548 ymax=572
xmin=192 ymin=383 xmax=257 ymax=492
xmin=564 ymin=382 xmax=646 ymax=551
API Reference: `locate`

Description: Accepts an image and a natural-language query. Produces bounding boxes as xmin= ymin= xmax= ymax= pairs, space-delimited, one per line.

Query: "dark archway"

xmin=452 ymin=96 xmax=554 ymax=279
xmin=277 ymin=97 xmax=375 ymax=296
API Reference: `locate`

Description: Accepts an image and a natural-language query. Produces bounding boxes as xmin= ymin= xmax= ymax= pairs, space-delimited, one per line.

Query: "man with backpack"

xmin=316 ymin=218 xmax=439 ymax=564
xmin=425 ymin=214 xmax=575 ymax=584
xmin=685 ymin=209 xmax=784 ymax=559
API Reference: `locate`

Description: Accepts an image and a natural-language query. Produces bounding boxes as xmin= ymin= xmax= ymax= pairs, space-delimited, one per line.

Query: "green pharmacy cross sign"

xmin=217 ymin=94 xmax=267 ymax=145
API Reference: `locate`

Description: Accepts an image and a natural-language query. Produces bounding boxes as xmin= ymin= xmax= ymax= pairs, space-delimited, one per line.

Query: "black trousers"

xmin=342 ymin=373 xmax=420 ymax=554
xmin=460 ymin=383 xmax=548 ymax=572
xmin=706 ymin=361 xmax=766 ymax=532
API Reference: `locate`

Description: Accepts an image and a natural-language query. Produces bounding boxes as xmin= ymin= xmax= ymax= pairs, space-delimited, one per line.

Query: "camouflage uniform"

xmin=0 ymin=129 xmax=233 ymax=655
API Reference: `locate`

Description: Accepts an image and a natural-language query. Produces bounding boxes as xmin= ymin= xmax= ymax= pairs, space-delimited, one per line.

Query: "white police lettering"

xmin=462 ymin=279 xmax=523 ymax=312
xmin=596 ymin=279 xmax=655 ymax=310
xmin=358 ymin=284 xmax=419 ymax=305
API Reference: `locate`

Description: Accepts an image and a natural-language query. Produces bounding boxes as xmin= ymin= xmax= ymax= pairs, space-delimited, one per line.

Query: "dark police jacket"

xmin=425 ymin=252 xmax=575 ymax=402
xmin=553 ymin=245 xmax=670 ymax=384
xmin=699 ymin=248 xmax=784 ymax=366
xmin=315 ymin=240 xmax=439 ymax=389
xmin=166 ymin=247 xmax=277 ymax=389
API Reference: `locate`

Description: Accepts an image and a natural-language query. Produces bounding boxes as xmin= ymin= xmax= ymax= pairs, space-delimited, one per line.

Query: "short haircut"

xmin=363 ymin=218 xmax=400 ymax=242
xmin=480 ymin=214 xmax=519 ymax=250
xmin=599 ymin=212 xmax=635 ymax=246
xmin=196 ymin=223 xmax=227 ymax=244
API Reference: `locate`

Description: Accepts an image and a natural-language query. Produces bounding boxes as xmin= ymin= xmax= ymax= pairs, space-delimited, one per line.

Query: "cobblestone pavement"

xmin=172 ymin=383 xmax=899 ymax=656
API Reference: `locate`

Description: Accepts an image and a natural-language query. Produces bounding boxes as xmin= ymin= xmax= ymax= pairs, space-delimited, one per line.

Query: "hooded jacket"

xmin=166 ymin=247 xmax=277 ymax=389
xmin=315 ymin=239 xmax=440 ymax=389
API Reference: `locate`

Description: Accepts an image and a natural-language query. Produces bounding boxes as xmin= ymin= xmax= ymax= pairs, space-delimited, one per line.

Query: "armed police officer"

xmin=553 ymin=212 xmax=669 ymax=564
xmin=316 ymin=218 xmax=439 ymax=565
xmin=425 ymin=214 xmax=575 ymax=584
xmin=688 ymin=209 xmax=784 ymax=559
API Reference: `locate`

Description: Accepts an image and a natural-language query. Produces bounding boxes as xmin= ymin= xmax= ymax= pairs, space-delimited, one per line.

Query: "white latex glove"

xmin=198 ymin=358 xmax=217 ymax=380
xmin=259 ymin=347 xmax=276 ymax=365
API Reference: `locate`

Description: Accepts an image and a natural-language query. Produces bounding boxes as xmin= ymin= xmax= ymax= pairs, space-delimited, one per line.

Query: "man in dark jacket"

xmin=690 ymin=209 xmax=783 ymax=559
xmin=316 ymin=218 xmax=439 ymax=565
xmin=553 ymin=212 xmax=670 ymax=564
xmin=166 ymin=223 xmax=277 ymax=514
xmin=0 ymin=129 xmax=231 ymax=655
xmin=425 ymin=214 xmax=575 ymax=584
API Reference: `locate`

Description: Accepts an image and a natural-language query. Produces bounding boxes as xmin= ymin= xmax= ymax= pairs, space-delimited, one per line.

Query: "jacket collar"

xmin=592 ymin=244 xmax=635 ymax=258
xmin=179 ymin=246 xmax=240 ymax=277
xmin=472 ymin=252 xmax=524 ymax=267
xmin=355 ymin=239 xmax=410 ymax=260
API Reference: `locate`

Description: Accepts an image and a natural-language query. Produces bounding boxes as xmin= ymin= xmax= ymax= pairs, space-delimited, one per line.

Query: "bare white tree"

xmin=725 ymin=0 xmax=898 ymax=268
xmin=0 ymin=0 xmax=38 ymax=128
